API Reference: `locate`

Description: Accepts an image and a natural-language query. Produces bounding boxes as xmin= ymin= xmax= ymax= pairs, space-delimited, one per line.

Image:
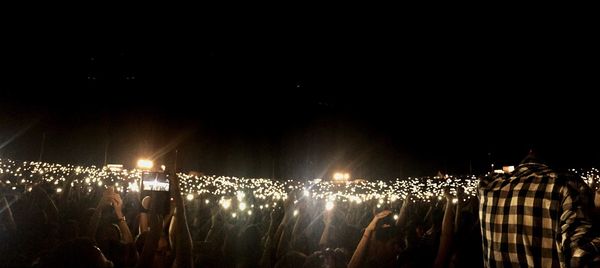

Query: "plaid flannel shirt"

xmin=479 ymin=162 xmax=600 ymax=267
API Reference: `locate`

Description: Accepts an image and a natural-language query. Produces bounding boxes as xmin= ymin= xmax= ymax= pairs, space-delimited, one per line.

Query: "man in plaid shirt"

xmin=478 ymin=154 xmax=600 ymax=267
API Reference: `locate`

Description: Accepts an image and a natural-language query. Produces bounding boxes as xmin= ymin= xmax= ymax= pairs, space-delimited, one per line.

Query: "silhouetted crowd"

xmin=3 ymin=158 xmax=600 ymax=267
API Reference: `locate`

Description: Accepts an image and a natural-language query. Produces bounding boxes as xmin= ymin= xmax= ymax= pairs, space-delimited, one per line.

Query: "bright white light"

xmin=325 ymin=201 xmax=334 ymax=211
xmin=502 ymin=166 xmax=515 ymax=173
xmin=205 ymin=199 xmax=210 ymax=204
xmin=186 ymin=194 xmax=194 ymax=201
xmin=293 ymin=209 xmax=299 ymax=217
xmin=393 ymin=214 xmax=399 ymax=221
xmin=304 ymin=190 xmax=310 ymax=197
xmin=106 ymin=165 xmax=122 ymax=172
xmin=221 ymin=199 xmax=231 ymax=210
xmin=239 ymin=202 xmax=247 ymax=211
xmin=56 ymin=188 xmax=63 ymax=193
xmin=452 ymin=198 xmax=458 ymax=204
xmin=236 ymin=191 xmax=245 ymax=201
xmin=137 ymin=159 xmax=153 ymax=170
xmin=128 ymin=182 xmax=139 ymax=192
xmin=247 ymin=210 xmax=252 ymax=216
xmin=98 ymin=181 xmax=103 ymax=187
xmin=232 ymin=212 xmax=237 ymax=218
xmin=333 ymin=172 xmax=350 ymax=180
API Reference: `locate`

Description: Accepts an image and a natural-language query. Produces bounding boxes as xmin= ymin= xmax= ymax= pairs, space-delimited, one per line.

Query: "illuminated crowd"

xmin=1 ymin=157 xmax=599 ymax=267
xmin=1 ymin=158 xmax=598 ymax=204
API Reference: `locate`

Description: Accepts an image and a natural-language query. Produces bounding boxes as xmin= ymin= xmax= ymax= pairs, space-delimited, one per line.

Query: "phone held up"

xmin=140 ymin=171 xmax=171 ymax=215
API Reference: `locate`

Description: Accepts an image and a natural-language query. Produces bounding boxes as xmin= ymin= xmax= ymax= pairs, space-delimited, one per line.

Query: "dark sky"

xmin=0 ymin=11 xmax=598 ymax=178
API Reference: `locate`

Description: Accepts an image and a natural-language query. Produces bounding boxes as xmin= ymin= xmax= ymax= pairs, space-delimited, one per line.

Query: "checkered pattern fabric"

xmin=478 ymin=162 xmax=598 ymax=267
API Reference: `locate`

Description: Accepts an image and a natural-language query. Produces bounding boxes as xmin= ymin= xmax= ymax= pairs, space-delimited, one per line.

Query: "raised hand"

xmin=109 ymin=194 xmax=124 ymax=218
xmin=141 ymin=196 xmax=151 ymax=210
xmin=283 ymin=193 xmax=295 ymax=213
xmin=366 ymin=210 xmax=391 ymax=232
xmin=443 ymin=186 xmax=453 ymax=200
xmin=373 ymin=210 xmax=392 ymax=221
xmin=323 ymin=209 xmax=334 ymax=226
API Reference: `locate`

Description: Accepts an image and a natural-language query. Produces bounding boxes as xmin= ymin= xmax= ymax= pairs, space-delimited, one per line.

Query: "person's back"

xmin=478 ymin=160 xmax=598 ymax=267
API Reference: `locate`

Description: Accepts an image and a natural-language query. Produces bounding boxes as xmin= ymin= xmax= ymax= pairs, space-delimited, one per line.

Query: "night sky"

xmin=1 ymin=12 xmax=598 ymax=179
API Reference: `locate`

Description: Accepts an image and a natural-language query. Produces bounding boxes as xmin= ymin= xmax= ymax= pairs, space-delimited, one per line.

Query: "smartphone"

xmin=140 ymin=172 xmax=171 ymax=215
xmin=378 ymin=213 xmax=395 ymax=227
xmin=141 ymin=172 xmax=170 ymax=192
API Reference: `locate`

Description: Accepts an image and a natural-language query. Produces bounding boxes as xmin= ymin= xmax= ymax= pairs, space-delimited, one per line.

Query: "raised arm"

xmin=396 ymin=196 xmax=411 ymax=228
xmin=348 ymin=210 xmax=391 ymax=268
xmin=109 ymin=191 xmax=134 ymax=243
xmin=0 ymin=196 xmax=17 ymax=233
xmin=170 ymin=174 xmax=193 ymax=268
xmin=259 ymin=208 xmax=281 ymax=268
xmin=433 ymin=187 xmax=456 ymax=268
xmin=290 ymin=199 xmax=309 ymax=244
xmin=136 ymin=192 xmax=165 ymax=268
xmin=274 ymin=198 xmax=294 ymax=259
xmin=139 ymin=196 xmax=151 ymax=234
xmin=31 ymin=185 xmax=59 ymax=224
xmin=454 ymin=186 xmax=464 ymax=234
xmin=85 ymin=192 xmax=112 ymax=240
xmin=318 ymin=209 xmax=335 ymax=249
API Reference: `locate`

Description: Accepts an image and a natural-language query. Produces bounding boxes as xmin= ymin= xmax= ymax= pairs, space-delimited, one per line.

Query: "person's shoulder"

xmin=527 ymin=165 xmax=591 ymax=193
xmin=478 ymin=163 xmax=555 ymax=189
xmin=557 ymin=170 xmax=590 ymax=192
xmin=509 ymin=163 xmax=565 ymax=183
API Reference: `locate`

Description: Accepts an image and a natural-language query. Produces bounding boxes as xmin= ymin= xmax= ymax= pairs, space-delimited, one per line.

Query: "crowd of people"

xmin=1 ymin=155 xmax=600 ymax=267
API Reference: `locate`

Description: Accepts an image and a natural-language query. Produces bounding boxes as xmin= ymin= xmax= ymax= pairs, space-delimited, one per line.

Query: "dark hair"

xmin=275 ymin=251 xmax=306 ymax=268
xmin=302 ymin=251 xmax=324 ymax=268
xmin=520 ymin=149 xmax=541 ymax=164
xmin=236 ymin=225 xmax=261 ymax=266
xmin=375 ymin=225 xmax=398 ymax=241
xmin=429 ymin=207 xmax=444 ymax=226
xmin=377 ymin=213 xmax=395 ymax=228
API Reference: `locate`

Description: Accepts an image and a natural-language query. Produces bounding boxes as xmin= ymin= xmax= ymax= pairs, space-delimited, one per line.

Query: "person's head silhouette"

xmin=520 ymin=149 xmax=540 ymax=164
